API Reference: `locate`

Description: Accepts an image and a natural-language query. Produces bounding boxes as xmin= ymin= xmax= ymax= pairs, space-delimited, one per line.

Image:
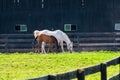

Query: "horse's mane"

xmin=61 ymin=31 xmax=71 ymax=44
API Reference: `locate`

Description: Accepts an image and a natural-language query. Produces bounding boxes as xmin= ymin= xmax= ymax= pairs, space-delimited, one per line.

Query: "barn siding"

xmin=0 ymin=0 xmax=120 ymax=33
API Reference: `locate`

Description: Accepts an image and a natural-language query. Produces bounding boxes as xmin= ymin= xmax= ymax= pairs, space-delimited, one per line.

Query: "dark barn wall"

xmin=83 ymin=0 xmax=114 ymax=32
xmin=0 ymin=0 xmax=120 ymax=34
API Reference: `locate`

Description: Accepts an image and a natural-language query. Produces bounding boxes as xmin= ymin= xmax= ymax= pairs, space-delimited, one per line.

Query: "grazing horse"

xmin=35 ymin=34 xmax=58 ymax=53
xmin=33 ymin=30 xmax=73 ymax=53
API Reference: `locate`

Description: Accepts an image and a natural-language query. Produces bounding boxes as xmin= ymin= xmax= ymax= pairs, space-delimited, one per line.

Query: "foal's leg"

xmin=47 ymin=44 xmax=50 ymax=52
xmin=41 ymin=42 xmax=46 ymax=54
xmin=35 ymin=44 xmax=38 ymax=53
xmin=36 ymin=43 xmax=40 ymax=53
xmin=47 ymin=43 xmax=53 ymax=53
xmin=53 ymin=43 xmax=57 ymax=53
xmin=50 ymin=44 xmax=53 ymax=52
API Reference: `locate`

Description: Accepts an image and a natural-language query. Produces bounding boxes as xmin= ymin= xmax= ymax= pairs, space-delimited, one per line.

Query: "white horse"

xmin=33 ymin=29 xmax=73 ymax=53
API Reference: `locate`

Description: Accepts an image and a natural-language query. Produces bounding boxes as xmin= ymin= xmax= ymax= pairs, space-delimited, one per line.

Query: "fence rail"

xmin=108 ymin=73 xmax=120 ymax=80
xmin=0 ymin=32 xmax=120 ymax=52
xmin=29 ymin=57 xmax=120 ymax=80
xmin=0 ymin=34 xmax=34 ymax=52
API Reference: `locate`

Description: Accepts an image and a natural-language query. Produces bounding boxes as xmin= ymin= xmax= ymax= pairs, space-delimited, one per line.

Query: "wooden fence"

xmin=29 ymin=57 xmax=120 ymax=80
xmin=0 ymin=32 xmax=120 ymax=52
xmin=0 ymin=34 xmax=34 ymax=52
xmin=69 ymin=32 xmax=120 ymax=51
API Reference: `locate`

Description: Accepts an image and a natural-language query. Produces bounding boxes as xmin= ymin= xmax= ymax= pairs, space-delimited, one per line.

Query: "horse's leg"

xmin=60 ymin=42 xmax=64 ymax=52
xmin=53 ymin=43 xmax=57 ymax=53
xmin=55 ymin=42 xmax=59 ymax=52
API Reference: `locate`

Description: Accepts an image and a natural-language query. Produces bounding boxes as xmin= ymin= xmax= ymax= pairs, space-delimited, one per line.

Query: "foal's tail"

xmin=32 ymin=36 xmax=38 ymax=51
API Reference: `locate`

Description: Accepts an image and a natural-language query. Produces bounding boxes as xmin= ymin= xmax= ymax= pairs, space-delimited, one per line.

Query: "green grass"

xmin=0 ymin=51 xmax=120 ymax=80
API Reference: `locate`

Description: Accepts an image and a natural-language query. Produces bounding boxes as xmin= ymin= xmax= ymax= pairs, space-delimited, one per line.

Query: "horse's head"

xmin=33 ymin=30 xmax=40 ymax=38
xmin=67 ymin=42 xmax=73 ymax=53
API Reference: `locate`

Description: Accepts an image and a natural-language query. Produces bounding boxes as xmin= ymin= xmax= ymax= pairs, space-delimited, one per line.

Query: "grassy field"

xmin=0 ymin=51 xmax=120 ymax=80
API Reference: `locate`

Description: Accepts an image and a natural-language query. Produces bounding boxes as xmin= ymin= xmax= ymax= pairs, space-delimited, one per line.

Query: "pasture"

xmin=0 ymin=51 xmax=120 ymax=80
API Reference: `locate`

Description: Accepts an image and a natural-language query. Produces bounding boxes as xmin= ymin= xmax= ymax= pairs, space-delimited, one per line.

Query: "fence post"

xmin=100 ymin=63 xmax=107 ymax=80
xmin=77 ymin=69 xmax=85 ymax=80
xmin=5 ymin=34 xmax=8 ymax=53
xmin=48 ymin=75 xmax=57 ymax=80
